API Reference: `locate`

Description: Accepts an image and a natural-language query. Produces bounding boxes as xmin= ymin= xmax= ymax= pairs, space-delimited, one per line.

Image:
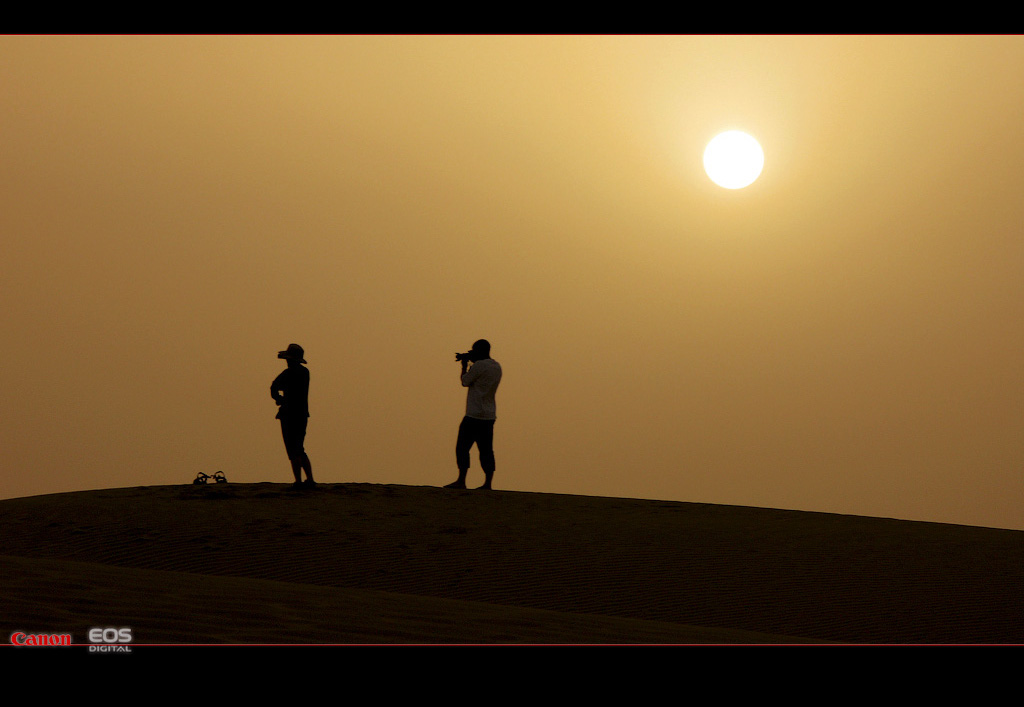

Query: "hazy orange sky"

xmin=3 ymin=36 xmax=1023 ymax=530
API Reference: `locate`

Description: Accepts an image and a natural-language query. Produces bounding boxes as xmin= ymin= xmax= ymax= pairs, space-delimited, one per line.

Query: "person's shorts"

xmin=280 ymin=416 xmax=308 ymax=460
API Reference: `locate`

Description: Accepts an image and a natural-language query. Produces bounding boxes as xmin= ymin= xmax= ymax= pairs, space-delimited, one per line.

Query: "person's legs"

xmin=296 ymin=418 xmax=313 ymax=484
xmin=447 ymin=416 xmax=474 ymax=489
xmin=447 ymin=417 xmax=496 ymax=490
xmin=289 ymin=458 xmax=303 ymax=484
xmin=282 ymin=417 xmax=313 ymax=485
xmin=476 ymin=420 xmax=495 ymax=490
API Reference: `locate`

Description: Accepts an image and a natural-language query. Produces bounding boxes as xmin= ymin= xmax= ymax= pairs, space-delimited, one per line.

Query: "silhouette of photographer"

xmin=446 ymin=339 xmax=502 ymax=490
xmin=271 ymin=343 xmax=315 ymax=487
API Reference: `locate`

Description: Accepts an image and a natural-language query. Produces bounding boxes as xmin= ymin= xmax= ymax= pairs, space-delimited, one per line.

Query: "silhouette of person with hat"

xmin=446 ymin=339 xmax=502 ymax=490
xmin=271 ymin=343 xmax=314 ymax=487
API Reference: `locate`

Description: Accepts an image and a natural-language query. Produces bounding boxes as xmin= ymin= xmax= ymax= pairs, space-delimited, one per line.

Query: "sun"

xmin=703 ymin=131 xmax=764 ymax=189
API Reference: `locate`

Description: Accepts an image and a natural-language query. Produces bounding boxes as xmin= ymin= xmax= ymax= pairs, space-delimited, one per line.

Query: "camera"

xmin=455 ymin=351 xmax=474 ymax=362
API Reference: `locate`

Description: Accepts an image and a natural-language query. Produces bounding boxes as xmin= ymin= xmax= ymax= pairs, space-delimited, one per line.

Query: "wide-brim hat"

xmin=278 ymin=343 xmax=307 ymax=363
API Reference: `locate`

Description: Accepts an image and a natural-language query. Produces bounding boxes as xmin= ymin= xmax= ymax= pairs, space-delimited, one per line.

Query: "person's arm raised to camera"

xmin=461 ymin=358 xmax=476 ymax=385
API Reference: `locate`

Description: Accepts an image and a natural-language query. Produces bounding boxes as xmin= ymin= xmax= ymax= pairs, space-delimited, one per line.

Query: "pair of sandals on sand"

xmin=192 ymin=472 xmax=317 ymax=488
xmin=193 ymin=471 xmax=228 ymax=485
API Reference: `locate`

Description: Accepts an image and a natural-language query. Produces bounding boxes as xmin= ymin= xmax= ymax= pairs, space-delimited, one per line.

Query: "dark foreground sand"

xmin=2 ymin=483 xmax=1022 ymax=644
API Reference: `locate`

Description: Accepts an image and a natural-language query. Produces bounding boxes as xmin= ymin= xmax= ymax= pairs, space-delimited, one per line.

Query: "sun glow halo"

xmin=704 ymin=131 xmax=764 ymax=189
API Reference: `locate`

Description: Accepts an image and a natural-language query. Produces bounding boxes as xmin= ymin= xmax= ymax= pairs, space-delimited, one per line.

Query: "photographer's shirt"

xmin=462 ymin=358 xmax=502 ymax=420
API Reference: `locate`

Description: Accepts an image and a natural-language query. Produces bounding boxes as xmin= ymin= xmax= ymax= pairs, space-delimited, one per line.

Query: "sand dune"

xmin=2 ymin=483 xmax=1022 ymax=644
